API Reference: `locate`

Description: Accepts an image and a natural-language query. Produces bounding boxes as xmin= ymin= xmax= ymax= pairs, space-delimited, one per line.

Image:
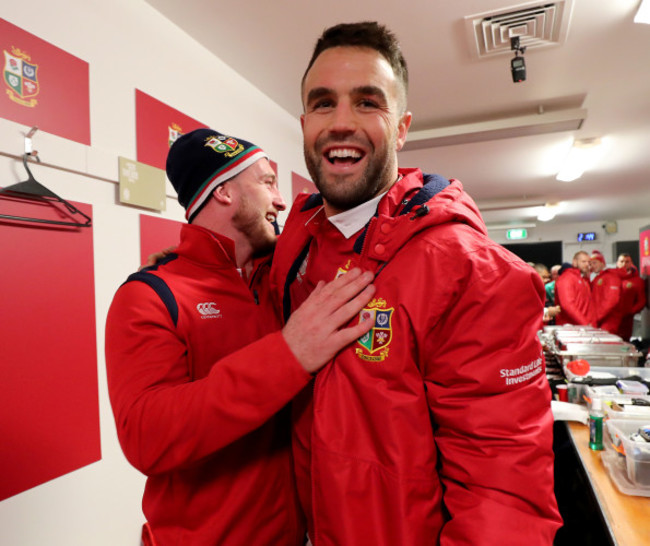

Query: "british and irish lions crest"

xmin=356 ymin=298 xmax=394 ymax=362
xmin=204 ymin=135 xmax=245 ymax=158
xmin=4 ymin=46 xmax=39 ymax=107
xmin=168 ymin=123 xmax=183 ymax=148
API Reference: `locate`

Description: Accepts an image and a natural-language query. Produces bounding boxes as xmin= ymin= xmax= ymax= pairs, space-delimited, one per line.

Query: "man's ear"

xmin=395 ymin=110 xmax=412 ymax=152
xmin=213 ymin=182 xmax=234 ymax=205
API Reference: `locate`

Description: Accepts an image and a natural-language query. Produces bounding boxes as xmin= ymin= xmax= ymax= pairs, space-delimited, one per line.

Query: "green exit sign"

xmin=506 ymin=228 xmax=528 ymax=240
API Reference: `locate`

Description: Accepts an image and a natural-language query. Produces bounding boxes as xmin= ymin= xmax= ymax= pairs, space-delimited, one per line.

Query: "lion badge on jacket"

xmin=356 ymin=298 xmax=393 ymax=362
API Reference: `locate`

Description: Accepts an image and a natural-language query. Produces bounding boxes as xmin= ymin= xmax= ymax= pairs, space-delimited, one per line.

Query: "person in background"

xmin=615 ymin=252 xmax=647 ymax=340
xmin=588 ymin=250 xmax=621 ymax=334
xmin=546 ymin=264 xmax=561 ymax=305
xmin=271 ymin=21 xmax=561 ymax=545
xmin=555 ymin=251 xmax=596 ymax=326
xmin=533 ymin=263 xmax=561 ymax=323
xmin=105 ymin=128 xmax=375 ymax=546
xmin=551 ymin=264 xmax=561 ymax=280
xmin=533 ymin=263 xmax=551 ymax=284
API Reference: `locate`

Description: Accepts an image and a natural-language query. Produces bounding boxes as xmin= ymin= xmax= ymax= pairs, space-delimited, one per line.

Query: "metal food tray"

xmin=554 ymin=343 xmax=642 ymax=367
xmin=544 ymin=325 xmax=600 ymax=333
xmin=553 ymin=331 xmax=623 ymax=344
xmin=556 ymin=334 xmax=623 ymax=344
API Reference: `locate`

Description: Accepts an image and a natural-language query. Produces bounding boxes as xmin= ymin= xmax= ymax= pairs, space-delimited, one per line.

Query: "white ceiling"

xmin=144 ymin=0 xmax=650 ymax=227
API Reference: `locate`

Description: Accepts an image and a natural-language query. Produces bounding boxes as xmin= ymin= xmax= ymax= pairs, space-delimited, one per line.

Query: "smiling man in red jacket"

xmin=271 ymin=21 xmax=561 ymax=546
xmin=105 ymin=128 xmax=375 ymax=546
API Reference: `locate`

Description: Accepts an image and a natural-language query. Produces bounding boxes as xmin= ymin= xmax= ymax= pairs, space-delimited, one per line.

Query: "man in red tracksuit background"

xmin=105 ymin=129 xmax=375 ymax=545
xmin=615 ymin=253 xmax=647 ymax=340
xmin=271 ymin=21 xmax=561 ymax=546
xmin=555 ymin=251 xmax=596 ymax=326
xmin=589 ymin=250 xmax=621 ymax=334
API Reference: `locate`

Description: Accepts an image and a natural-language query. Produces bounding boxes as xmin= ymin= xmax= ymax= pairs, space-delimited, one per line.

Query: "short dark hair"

xmin=302 ymin=22 xmax=409 ymax=106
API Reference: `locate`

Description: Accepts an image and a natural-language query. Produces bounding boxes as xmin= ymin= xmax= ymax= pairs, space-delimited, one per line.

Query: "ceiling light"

xmin=537 ymin=209 xmax=556 ymax=222
xmin=635 ymin=0 xmax=650 ymax=24
xmin=537 ymin=202 xmax=563 ymax=222
xmin=556 ymin=137 xmax=603 ymax=182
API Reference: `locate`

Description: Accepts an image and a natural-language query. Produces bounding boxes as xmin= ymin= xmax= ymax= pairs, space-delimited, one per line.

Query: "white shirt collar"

xmin=328 ymin=192 xmax=387 ymax=239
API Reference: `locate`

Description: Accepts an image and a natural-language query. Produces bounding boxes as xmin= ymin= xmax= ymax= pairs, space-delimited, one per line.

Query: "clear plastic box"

xmin=564 ymin=365 xmax=650 ymax=383
xmin=601 ymin=450 xmax=650 ymax=497
xmin=604 ymin=419 xmax=650 ymax=489
xmin=604 ymin=400 xmax=650 ymax=420
xmin=564 ymin=366 xmax=650 ymax=406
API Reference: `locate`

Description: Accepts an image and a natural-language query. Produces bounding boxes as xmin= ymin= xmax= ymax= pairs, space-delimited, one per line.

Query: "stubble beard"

xmin=232 ymin=195 xmax=277 ymax=258
xmin=304 ymin=137 xmax=396 ymax=212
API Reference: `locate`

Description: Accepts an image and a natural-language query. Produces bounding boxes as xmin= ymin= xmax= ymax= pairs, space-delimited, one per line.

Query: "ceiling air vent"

xmin=465 ymin=0 xmax=574 ymax=58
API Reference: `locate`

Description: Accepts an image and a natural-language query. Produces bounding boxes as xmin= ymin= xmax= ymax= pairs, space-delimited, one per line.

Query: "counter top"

xmin=566 ymin=421 xmax=650 ymax=546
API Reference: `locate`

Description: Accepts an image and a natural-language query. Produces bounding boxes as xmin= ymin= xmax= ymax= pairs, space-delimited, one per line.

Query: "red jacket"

xmin=590 ymin=268 xmax=621 ymax=333
xmin=616 ymin=267 xmax=647 ymax=339
xmin=105 ymin=224 xmax=309 ymax=545
xmin=271 ymin=170 xmax=561 ymax=545
xmin=555 ymin=267 xmax=596 ymax=326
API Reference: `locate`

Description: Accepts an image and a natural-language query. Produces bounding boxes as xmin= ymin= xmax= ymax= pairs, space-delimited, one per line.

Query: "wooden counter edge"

xmin=565 ymin=421 xmax=650 ymax=546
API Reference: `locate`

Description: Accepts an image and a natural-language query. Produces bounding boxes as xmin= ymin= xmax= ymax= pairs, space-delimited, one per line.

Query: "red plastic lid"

xmin=567 ymin=359 xmax=590 ymax=375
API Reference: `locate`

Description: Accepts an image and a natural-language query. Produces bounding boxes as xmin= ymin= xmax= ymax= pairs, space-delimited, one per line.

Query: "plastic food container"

xmin=564 ymin=367 xmax=650 ymax=406
xmin=601 ymin=451 xmax=650 ymax=497
xmin=616 ymin=379 xmax=649 ymax=395
xmin=564 ymin=366 xmax=650 ymax=383
xmin=605 ymin=419 xmax=650 ymax=489
xmin=604 ymin=400 xmax=650 ymax=420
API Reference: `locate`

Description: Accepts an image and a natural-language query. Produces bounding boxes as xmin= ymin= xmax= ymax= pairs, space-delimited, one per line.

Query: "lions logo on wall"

xmin=168 ymin=123 xmax=183 ymax=147
xmin=356 ymin=298 xmax=394 ymax=362
xmin=3 ymin=47 xmax=39 ymax=107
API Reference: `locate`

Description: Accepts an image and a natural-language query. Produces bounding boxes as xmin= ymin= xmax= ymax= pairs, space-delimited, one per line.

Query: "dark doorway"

xmin=503 ymin=241 xmax=563 ymax=269
xmin=612 ymin=240 xmax=640 ymax=269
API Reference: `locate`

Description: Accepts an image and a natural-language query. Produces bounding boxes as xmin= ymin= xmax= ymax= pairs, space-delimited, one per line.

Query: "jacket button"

xmin=374 ymin=243 xmax=386 ymax=254
xmin=380 ymin=223 xmax=392 ymax=234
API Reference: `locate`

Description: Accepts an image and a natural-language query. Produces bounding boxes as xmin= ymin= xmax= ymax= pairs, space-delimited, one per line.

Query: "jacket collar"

xmin=179 ymin=223 xmax=238 ymax=269
xmin=328 ymin=191 xmax=387 ymax=239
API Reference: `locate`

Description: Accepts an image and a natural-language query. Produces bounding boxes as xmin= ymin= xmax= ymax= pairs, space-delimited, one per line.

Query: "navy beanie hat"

xmin=166 ymin=128 xmax=268 ymax=222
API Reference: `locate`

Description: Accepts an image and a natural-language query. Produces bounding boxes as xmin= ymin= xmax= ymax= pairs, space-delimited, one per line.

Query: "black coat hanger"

xmin=0 ymin=153 xmax=92 ymax=227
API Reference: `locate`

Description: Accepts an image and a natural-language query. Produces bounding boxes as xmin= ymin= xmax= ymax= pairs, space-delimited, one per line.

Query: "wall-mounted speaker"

xmin=604 ymin=221 xmax=618 ymax=234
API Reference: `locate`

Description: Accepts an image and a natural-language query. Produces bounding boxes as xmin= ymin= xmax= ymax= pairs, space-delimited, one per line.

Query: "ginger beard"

xmin=231 ymin=192 xmax=278 ymax=258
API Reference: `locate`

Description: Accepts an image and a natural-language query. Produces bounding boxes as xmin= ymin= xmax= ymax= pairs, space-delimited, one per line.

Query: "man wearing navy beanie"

xmin=105 ymin=128 xmax=375 ymax=545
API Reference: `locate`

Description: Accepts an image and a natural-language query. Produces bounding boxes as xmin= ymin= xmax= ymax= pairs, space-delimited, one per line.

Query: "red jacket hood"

xmin=349 ymin=168 xmax=487 ymax=266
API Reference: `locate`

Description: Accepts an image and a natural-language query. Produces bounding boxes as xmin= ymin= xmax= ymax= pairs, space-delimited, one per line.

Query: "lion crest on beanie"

xmin=166 ymin=128 xmax=268 ymax=222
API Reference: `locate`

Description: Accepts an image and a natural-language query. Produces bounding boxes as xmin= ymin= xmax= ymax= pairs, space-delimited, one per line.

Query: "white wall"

xmin=0 ymin=1 xmax=306 ymax=545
